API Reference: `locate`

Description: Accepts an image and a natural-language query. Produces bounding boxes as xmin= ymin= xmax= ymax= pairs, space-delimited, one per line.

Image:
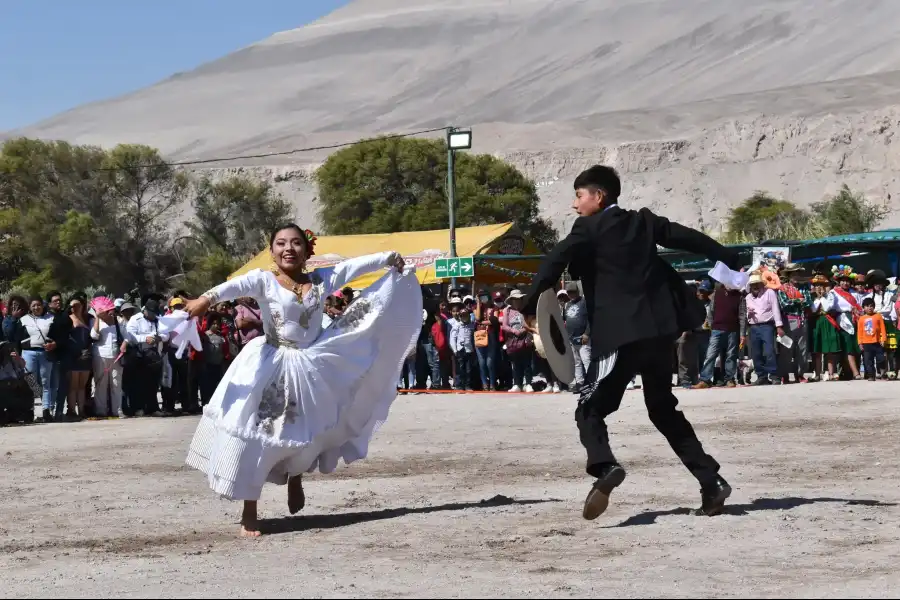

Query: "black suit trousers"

xmin=577 ymin=335 xmax=721 ymax=484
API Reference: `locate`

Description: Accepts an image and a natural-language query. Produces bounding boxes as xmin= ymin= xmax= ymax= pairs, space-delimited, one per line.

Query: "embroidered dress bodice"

xmin=202 ymin=252 xmax=397 ymax=350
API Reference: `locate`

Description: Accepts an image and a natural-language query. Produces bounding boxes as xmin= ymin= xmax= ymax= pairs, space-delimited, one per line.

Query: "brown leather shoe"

xmin=583 ymin=464 xmax=626 ymax=520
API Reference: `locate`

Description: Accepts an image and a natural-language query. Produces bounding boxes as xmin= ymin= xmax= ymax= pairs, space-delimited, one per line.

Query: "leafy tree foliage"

xmin=0 ymin=138 xmax=290 ymax=298
xmin=721 ymin=187 xmax=889 ymax=243
xmin=315 ymin=136 xmax=558 ymax=250
xmin=811 ymin=184 xmax=890 ymax=236
xmin=186 ymin=174 xmax=291 ymax=258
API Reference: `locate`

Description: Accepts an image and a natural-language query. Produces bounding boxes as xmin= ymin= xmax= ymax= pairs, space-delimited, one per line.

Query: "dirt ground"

xmin=2 ymin=382 xmax=899 ymax=599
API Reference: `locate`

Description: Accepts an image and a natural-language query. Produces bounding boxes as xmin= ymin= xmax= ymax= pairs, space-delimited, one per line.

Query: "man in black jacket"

xmin=45 ymin=291 xmax=72 ymax=421
xmin=522 ymin=165 xmax=741 ymax=521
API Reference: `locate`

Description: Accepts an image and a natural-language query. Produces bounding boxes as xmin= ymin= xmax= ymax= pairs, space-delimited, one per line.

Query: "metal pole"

xmin=447 ymin=127 xmax=458 ymax=289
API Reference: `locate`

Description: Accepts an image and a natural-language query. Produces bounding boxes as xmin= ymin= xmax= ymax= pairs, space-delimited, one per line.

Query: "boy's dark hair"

xmin=46 ymin=290 xmax=62 ymax=303
xmin=573 ymin=165 xmax=621 ymax=203
xmin=862 ymin=297 xmax=876 ymax=308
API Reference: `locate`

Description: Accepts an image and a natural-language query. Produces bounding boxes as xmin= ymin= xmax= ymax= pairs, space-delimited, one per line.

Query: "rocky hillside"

xmin=10 ymin=0 xmax=900 ymax=237
xmin=196 ymin=102 xmax=900 ymax=237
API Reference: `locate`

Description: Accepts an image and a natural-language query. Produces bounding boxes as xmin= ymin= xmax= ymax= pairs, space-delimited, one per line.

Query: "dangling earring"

xmin=270 ymin=261 xmax=280 ymax=276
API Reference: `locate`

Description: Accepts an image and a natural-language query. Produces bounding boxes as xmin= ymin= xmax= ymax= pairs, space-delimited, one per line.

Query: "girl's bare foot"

xmin=240 ymin=501 xmax=261 ymax=537
xmin=287 ymin=475 xmax=305 ymax=514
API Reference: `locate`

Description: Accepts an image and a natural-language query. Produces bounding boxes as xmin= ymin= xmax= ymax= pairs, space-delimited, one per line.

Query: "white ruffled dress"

xmin=184 ymin=252 xmax=422 ymax=501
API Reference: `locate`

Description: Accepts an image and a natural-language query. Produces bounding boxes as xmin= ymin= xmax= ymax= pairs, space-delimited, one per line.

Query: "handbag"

xmin=505 ymin=332 xmax=533 ymax=355
xmin=474 ymin=329 xmax=489 ymax=348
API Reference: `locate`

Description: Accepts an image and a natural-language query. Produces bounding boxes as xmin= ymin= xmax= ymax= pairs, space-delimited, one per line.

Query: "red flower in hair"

xmin=304 ymin=229 xmax=318 ymax=256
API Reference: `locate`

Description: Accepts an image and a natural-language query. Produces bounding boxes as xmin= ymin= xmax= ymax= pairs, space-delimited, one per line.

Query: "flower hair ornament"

xmin=831 ymin=264 xmax=857 ymax=281
xmin=305 ymin=229 xmax=318 ymax=257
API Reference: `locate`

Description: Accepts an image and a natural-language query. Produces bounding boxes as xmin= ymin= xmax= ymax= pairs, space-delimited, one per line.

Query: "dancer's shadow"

xmin=608 ymin=496 xmax=898 ymax=528
xmin=258 ymin=495 xmax=561 ymax=535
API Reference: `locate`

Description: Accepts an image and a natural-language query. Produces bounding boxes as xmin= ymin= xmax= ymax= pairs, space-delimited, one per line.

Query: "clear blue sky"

xmin=0 ymin=0 xmax=349 ymax=131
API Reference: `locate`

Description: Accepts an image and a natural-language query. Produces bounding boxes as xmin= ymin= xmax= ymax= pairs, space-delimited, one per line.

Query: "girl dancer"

xmin=182 ymin=224 xmax=422 ymax=536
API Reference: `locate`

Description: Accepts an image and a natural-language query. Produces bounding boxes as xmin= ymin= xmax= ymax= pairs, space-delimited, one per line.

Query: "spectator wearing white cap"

xmin=449 ymin=307 xmax=476 ymax=390
xmin=502 ymin=290 xmax=534 ymax=392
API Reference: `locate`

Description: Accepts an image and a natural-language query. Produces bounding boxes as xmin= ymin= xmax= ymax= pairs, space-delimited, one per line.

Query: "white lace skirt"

xmin=185 ymin=271 xmax=422 ymax=501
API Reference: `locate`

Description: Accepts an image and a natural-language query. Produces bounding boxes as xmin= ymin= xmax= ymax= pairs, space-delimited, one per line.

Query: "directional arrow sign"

xmin=434 ymin=256 xmax=475 ymax=279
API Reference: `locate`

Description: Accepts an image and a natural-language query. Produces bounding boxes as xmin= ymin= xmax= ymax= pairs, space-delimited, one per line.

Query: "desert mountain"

xmin=12 ymin=0 xmax=900 ymax=235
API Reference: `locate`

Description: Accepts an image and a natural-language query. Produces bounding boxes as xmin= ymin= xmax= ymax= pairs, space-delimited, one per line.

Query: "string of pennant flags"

xmin=476 ymin=260 xmax=538 ymax=278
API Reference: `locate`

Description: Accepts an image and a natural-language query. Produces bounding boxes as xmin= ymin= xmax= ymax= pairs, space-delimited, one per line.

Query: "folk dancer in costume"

xmin=776 ymin=263 xmax=814 ymax=383
xmin=810 ymin=273 xmax=840 ymax=381
xmin=825 ymin=265 xmax=863 ymax=379
xmin=521 ymin=165 xmax=740 ymax=521
xmin=863 ymin=269 xmax=898 ymax=377
xmin=182 ymin=224 xmax=422 ymax=537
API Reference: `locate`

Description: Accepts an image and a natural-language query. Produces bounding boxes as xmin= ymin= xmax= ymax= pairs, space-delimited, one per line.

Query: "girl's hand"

xmin=388 ymin=252 xmax=405 ymax=272
xmin=184 ymin=296 xmax=211 ymax=319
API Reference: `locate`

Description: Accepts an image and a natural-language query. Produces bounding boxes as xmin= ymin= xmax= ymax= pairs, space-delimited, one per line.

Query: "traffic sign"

xmin=435 ymin=256 xmax=474 ymax=279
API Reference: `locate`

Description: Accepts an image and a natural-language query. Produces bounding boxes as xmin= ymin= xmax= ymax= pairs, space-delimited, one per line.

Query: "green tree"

xmin=315 ymin=136 xmax=558 ymax=250
xmin=182 ymin=248 xmax=241 ymax=296
xmin=186 ymin=174 xmax=291 ymax=258
xmin=176 ymin=173 xmax=292 ymax=294
xmin=722 ymin=191 xmax=811 ymax=243
xmin=0 ymin=138 xmax=190 ymax=295
xmin=100 ymin=144 xmax=190 ymax=291
xmin=0 ymin=138 xmax=111 ymax=291
xmin=811 ymin=184 xmax=889 ymax=236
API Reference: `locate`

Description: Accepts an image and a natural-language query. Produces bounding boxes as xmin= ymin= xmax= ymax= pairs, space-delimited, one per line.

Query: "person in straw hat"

xmin=775 ymin=263 xmax=813 ymax=383
xmin=809 ymin=272 xmax=839 ymax=381
xmin=745 ymin=271 xmax=785 ymax=385
xmin=502 ymin=289 xmax=535 ymax=393
xmin=825 ymin=265 xmax=863 ymax=379
xmin=521 ymin=164 xmax=740 ymax=520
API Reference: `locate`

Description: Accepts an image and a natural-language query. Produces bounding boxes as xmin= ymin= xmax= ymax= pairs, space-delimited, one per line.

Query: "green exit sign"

xmin=435 ymin=256 xmax=474 ymax=279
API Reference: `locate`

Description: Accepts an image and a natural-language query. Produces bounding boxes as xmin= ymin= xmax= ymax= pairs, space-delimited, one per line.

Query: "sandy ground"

xmin=2 ymin=382 xmax=899 ymax=599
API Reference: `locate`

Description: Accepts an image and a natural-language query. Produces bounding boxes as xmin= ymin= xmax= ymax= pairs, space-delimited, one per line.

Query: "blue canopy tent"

xmin=660 ymin=229 xmax=900 ymax=280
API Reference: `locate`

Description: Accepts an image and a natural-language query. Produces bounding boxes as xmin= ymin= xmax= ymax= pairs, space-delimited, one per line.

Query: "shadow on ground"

xmin=609 ymin=496 xmax=898 ymax=528
xmin=258 ymin=495 xmax=561 ymax=534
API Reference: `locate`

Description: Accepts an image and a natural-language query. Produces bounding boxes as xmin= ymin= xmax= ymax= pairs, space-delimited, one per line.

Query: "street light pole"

xmin=447 ymin=128 xmax=458 ymax=289
xmin=446 ymin=126 xmax=472 ymax=291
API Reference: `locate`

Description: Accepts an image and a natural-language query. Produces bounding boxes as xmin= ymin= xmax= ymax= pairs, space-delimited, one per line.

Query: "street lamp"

xmin=447 ymin=126 xmax=472 ymax=288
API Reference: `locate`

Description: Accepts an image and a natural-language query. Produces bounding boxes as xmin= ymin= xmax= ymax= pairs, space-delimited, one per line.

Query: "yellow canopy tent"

xmin=229 ymin=223 xmax=545 ymax=289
